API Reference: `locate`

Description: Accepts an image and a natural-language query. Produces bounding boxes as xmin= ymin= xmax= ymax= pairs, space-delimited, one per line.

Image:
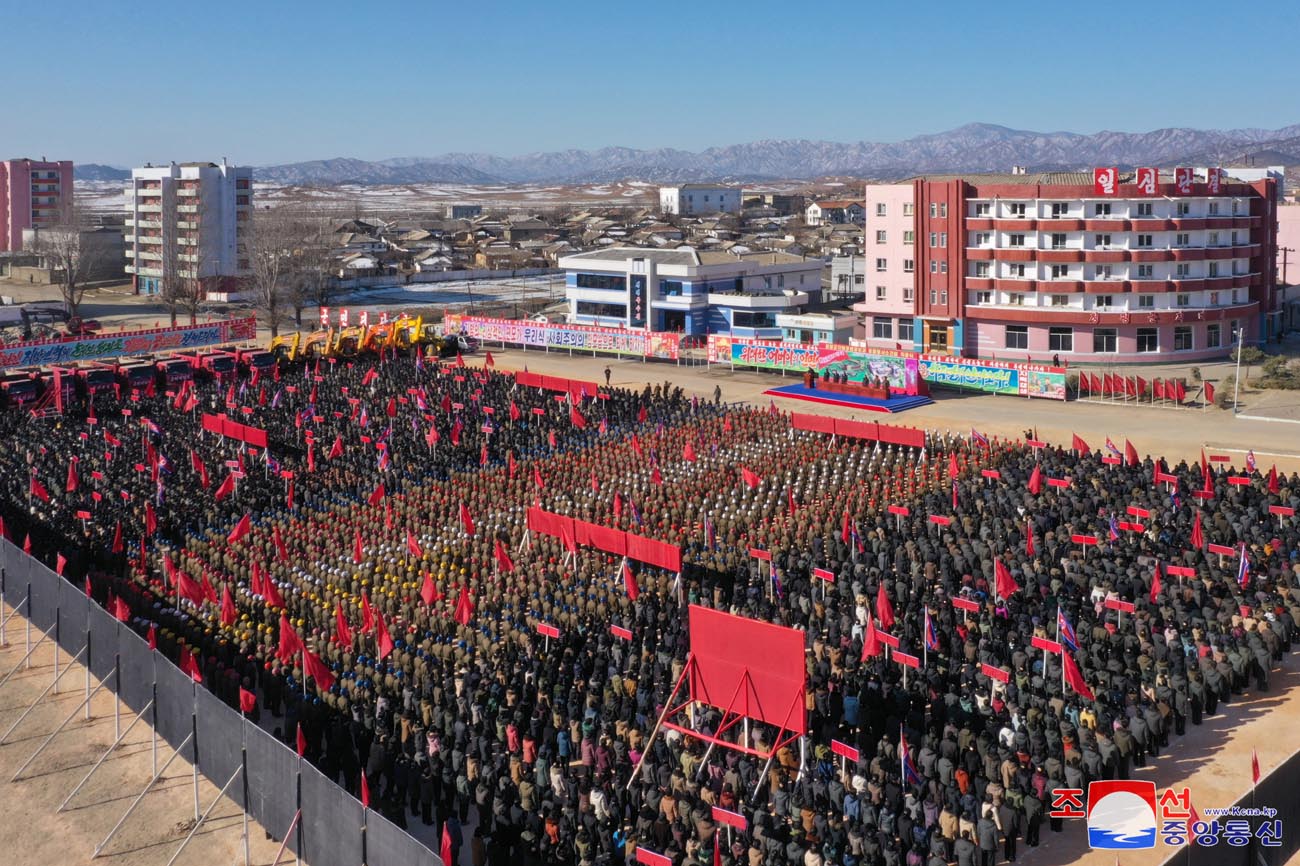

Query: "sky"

xmin=7 ymin=0 xmax=1299 ymax=167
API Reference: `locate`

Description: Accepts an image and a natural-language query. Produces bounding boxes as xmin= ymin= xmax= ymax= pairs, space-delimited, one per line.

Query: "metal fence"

xmin=0 ymin=539 xmax=441 ymax=866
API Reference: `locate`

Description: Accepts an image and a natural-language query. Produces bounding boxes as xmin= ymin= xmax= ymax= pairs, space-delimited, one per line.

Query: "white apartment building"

xmin=125 ymin=159 xmax=252 ymax=296
xmin=659 ymin=184 xmax=742 ymax=216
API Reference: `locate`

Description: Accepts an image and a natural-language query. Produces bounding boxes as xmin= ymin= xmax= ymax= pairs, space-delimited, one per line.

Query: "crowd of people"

xmin=1 ymin=344 xmax=1297 ymax=866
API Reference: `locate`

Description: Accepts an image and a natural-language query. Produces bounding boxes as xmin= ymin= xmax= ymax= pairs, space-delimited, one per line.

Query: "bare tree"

xmin=26 ymin=200 xmax=112 ymax=319
xmin=246 ymin=207 xmax=299 ymax=337
xmin=288 ymin=214 xmax=334 ymax=329
xmin=174 ymin=194 xmax=213 ymax=325
xmin=156 ymin=204 xmax=185 ymax=326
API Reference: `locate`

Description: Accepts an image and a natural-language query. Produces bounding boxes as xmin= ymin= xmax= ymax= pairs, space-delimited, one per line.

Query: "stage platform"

xmin=763 ymin=384 xmax=934 ymax=414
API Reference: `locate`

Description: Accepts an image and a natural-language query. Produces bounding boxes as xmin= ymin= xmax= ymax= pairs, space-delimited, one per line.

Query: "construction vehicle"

xmin=0 ymin=369 xmax=42 ymax=408
xmin=174 ymin=349 xmax=237 ymax=383
xmin=234 ymin=346 xmax=278 ymax=377
xmin=300 ymin=329 xmax=334 ymax=361
xmin=332 ymin=325 xmax=369 ymax=358
xmin=268 ymin=332 xmax=301 ymax=363
xmin=76 ymin=362 xmax=120 ymax=395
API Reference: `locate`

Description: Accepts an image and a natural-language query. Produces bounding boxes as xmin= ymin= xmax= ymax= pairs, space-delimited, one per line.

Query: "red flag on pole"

xmin=876 ymin=583 xmax=895 ymax=631
xmin=454 ymin=585 xmax=474 ymax=625
xmin=277 ymin=614 xmax=304 ymax=662
xmin=239 ymin=688 xmax=256 ymax=714
xmin=683 ymin=442 xmax=696 ymax=462
xmin=328 ymin=434 xmax=343 ymax=460
xmin=178 ymin=571 xmax=207 ymax=606
xmin=1252 ymin=749 xmax=1261 ymax=785
xmin=741 ymin=466 xmax=761 ymax=488
xmin=1191 ymin=511 xmax=1204 ymax=550
xmin=459 ymin=502 xmax=476 ymax=536
xmin=994 ymin=558 xmax=1019 ymax=598
xmin=145 ymin=502 xmax=158 ymax=537
xmin=1071 ymin=433 xmax=1089 ymax=454
xmin=406 ymin=531 xmax=423 ymax=558
xmin=56 ymin=553 xmax=67 ymax=575
xmin=1062 ymin=651 xmax=1094 ymax=700
xmin=1026 ymin=520 xmax=1035 ymax=557
xmin=263 ymin=574 xmax=285 ymax=608
xmin=227 ymin=514 xmax=251 ymax=544
xmin=113 ymin=596 xmax=131 ymax=622
xmin=220 ymin=585 xmax=237 ymax=626
xmin=335 ymin=602 xmax=353 ymax=646
xmin=111 ymin=520 xmax=124 ymax=554
xmin=484 ymin=351 xmax=495 ymax=368
xmin=353 ymin=529 xmax=365 ymax=564
xmin=303 ymin=649 xmax=335 ymax=691
xmin=361 ymin=593 xmax=375 ymax=634
xmin=861 ymin=616 xmax=883 ymax=661
xmin=296 ymin=723 xmax=307 ymax=757
xmin=1124 ymin=439 xmax=1139 ymax=468
xmin=440 ymin=826 xmax=453 ymax=866
xmin=361 ymin=771 xmax=371 ymax=809
xmin=273 ymin=526 xmax=288 ymax=562
xmin=420 ymin=572 xmax=441 ymax=606
xmin=375 ymin=612 xmax=394 ymax=661
xmin=1205 ymin=381 xmax=1215 ymax=404
xmin=66 ymin=459 xmax=79 ymax=493
xmin=494 ymin=538 xmax=514 ymax=572
xmin=30 ymin=477 xmax=50 ymax=503
xmin=1028 ymin=464 xmax=1042 ymax=495
xmin=1269 ymin=465 xmax=1280 ymax=494
xmin=1150 ymin=563 xmax=1163 ymax=603
xmin=623 ymin=559 xmax=639 ymax=601
xmin=190 ymin=450 xmax=210 ymax=488
xmin=180 ymin=646 xmax=203 ymax=682
xmin=367 ymin=483 xmax=385 ymax=506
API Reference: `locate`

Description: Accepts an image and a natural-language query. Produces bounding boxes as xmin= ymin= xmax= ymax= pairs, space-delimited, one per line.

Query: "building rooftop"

xmin=911 ymin=169 xmax=1265 ymax=186
xmin=561 ymin=247 xmax=701 ymax=266
xmin=813 ymin=200 xmax=862 ymax=209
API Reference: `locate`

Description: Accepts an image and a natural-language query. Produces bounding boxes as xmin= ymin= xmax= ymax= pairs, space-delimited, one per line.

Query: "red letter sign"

xmin=1175 ymin=168 xmax=1194 ymax=195
xmin=1135 ymin=167 xmax=1158 ymax=196
xmin=1206 ymin=167 xmax=1222 ymax=194
xmin=1093 ymin=167 xmax=1118 ymax=196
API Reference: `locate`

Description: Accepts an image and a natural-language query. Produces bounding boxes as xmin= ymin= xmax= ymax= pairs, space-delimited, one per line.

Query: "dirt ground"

xmin=0 ymin=601 xmax=287 ymax=866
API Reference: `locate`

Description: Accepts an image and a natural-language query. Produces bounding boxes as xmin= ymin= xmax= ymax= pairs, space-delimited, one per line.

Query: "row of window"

xmin=974 ymin=200 xmax=1246 ymax=218
xmin=972 ymin=288 xmax=1244 ymax=309
xmin=872 ymin=202 xmax=916 ymax=217
xmin=973 ymin=262 xmax=1247 ymax=279
xmin=875 ymin=258 xmax=916 ymax=272
xmin=870 ymin=317 xmax=916 ymax=341
xmin=1002 ymin=323 xmax=1229 ymax=353
xmin=973 ymin=229 xmax=1249 ymax=249
xmin=874 ymin=285 xmax=916 ymax=302
xmin=874 ymin=230 xmax=916 ymax=244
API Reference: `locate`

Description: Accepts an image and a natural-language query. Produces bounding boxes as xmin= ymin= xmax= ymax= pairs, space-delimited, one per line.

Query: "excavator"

xmin=332 ymin=324 xmax=369 ymax=358
xmin=268 ymin=332 xmax=301 ymax=362
xmin=300 ymin=328 xmax=335 ymax=361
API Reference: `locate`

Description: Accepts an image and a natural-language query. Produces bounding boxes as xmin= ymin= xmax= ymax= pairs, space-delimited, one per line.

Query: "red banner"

xmin=1208 ymin=455 xmax=1231 ymax=463
xmin=536 ymin=623 xmax=560 ymax=639
xmin=636 ymin=849 xmax=672 ymax=866
xmin=1166 ymin=565 xmax=1196 ymax=577
xmin=712 ymin=807 xmax=748 ymax=831
xmin=830 ymin=739 xmax=860 ymax=763
xmin=1047 ymin=478 xmax=1072 ymax=489
xmin=894 ymin=651 xmax=920 ymax=669
xmin=1269 ymin=505 xmax=1295 ymax=517
xmin=1071 ymin=534 xmax=1098 ymax=546
xmin=981 ymin=663 xmax=1011 ymax=683
xmin=1127 ymin=506 xmax=1151 ymax=519
xmin=929 ymin=515 xmax=952 ymax=526
xmin=748 ymin=548 xmax=772 ymax=561
xmin=980 ymin=470 xmax=1001 ymax=479
xmin=876 ymin=631 xmax=899 ymax=649
xmin=952 ymin=597 xmax=980 ymax=612
xmin=812 ymin=567 xmax=834 ymax=582
xmin=1228 ymin=476 xmax=1252 ymax=486
xmin=610 ymin=625 xmax=632 ymax=640
xmin=1031 ymin=636 xmax=1062 ymax=653
xmin=1207 ymin=543 xmax=1236 ymax=556
xmin=888 ymin=505 xmax=910 ymax=517
xmin=1104 ymin=598 xmax=1136 ymax=613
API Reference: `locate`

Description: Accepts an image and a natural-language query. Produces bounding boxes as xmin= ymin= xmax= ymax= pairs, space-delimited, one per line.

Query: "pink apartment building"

xmin=0 ymin=158 xmax=74 ymax=251
xmin=855 ymin=183 xmax=918 ymax=349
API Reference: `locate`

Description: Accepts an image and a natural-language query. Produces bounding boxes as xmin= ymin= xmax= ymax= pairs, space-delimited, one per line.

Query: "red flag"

xmin=273 ymin=526 xmax=288 ymax=563
xmin=1062 ymin=651 xmax=1094 ymax=700
xmin=190 ymin=450 xmax=210 ymax=488
xmin=144 ymin=502 xmax=158 ymax=537
xmin=213 ymin=473 xmax=235 ymax=502
xmin=787 ymin=487 xmax=797 ymax=515
xmin=1124 ymin=439 xmax=1139 ymax=468
xmin=948 ymin=452 xmax=959 ymax=478
xmin=533 ymin=466 xmax=545 ymax=489
xmin=361 ymin=771 xmax=372 ymax=809
xmin=454 ymin=585 xmax=474 ymax=625
xmin=113 ymin=596 xmax=131 ymax=622
xmin=353 ymin=529 xmax=365 ymax=564
xmin=201 ymin=571 xmax=218 ymax=604
xmin=590 ymin=470 xmax=600 ymax=493
xmin=508 ymin=401 xmax=520 ymax=422
xmin=560 ymin=521 xmax=577 ymax=553
xmin=546 ymin=429 xmax=556 ymax=449
xmin=1191 ymin=511 xmax=1204 ymax=550
xmin=841 ymin=510 xmax=851 ymax=543
xmin=1136 ymin=375 xmax=1148 ymax=397
xmin=296 ymin=723 xmax=307 ymax=757
xmin=420 ymin=572 xmax=441 ymax=606
xmin=741 ymin=466 xmax=761 ymax=488
xmin=994 ymin=558 xmax=1019 ymax=598
xmin=1252 ymin=749 xmax=1261 ymax=785
xmin=1205 ymin=381 xmax=1215 ymax=404
xmin=861 ymin=615 xmax=882 ymax=661
xmin=1026 ymin=520 xmax=1036 ymax=557
xmin=455 ymin=351 xmax=465 ymax=368
xmin=306 ymin=442 xmax=316 ymax=473
xmin=629 ymin=434 xmax=643 ymax=458
xmin=623 ymin=559 xmax=639 ymax=601
xmin=651 ymin=466 xmax=663 ymax=486
xmin=440 ymin=825 xmax=453 ymax=866
xmin=714 ymin=832 xmax=721 ymax=866
xmin=66 ymin=459 xmax=79 ymax=493
xmin=494 ymin=538 xmax=515 ymax=572
xmin=178 ymin=571 xmax=206 ymax=606
xmin=683 ymin=442 xmax=696 ymax=462
xmin=1150 ymin=563 xmax=1163 ymax=603
xmin=1027 ymin=464 xmax=1042 ymax=495
xmin=484 ymin=350 xmax=495 ymax=368
xmin=277 ymin=613 xmax=304 ymax=662
xmin=361 ymin=593 xmax=375 ymax=634
xmin=1153 ymin=379 xmax=1165 ymax=400
xmin=85 ymin=575 xmax=92 ymax=598
xmin=385 ymin=397 xmax=397 ymax=418
xmin=569 ymin=404 xmax=587 ymax=429
xmin=263 ymin=574 xmax=285 ymax=608
xmin=406 ymin=531 xmax=423 ymax=559
xmin=180 ymin=646 xmax=203 ymax=682
xmin=239 ymin=687 xmax=256 ymax=714
xmin=614 ymin=492 xmax=623 ymax=520
xmin=303 ymin=649 xmax=334 ymax=691
xmin=30 ymin=476 xmax=50 ymax=503
xmin=375 ymin=612 xmax=394 ymax=661
xmin=147 ymin=623 xmax=156 ymax=648
xmin=1071 ymin=433 xmax=1088 ymax=454
xmin=328 ymin=434 xmax=343 ymax=460
xmin=367 ymin=483 xmax=385 ymax=506
xmin=111 ymin=520 xmax=124 ymax=554
xmin=56 ymin=553 xmax=67 ymax=576
xmin=876 ymin=583 xmax=895 ymax=631
xmin=227 ymin=514 xmax=251 ymax=544
xmin=507 ymin=451 xmax=517 ymax=479
xmin=220 ymin=584 xmax=237 ymax=626
xmin=335 ymin=602 xmax=353 ymax=646
xmin=1269 ymin=465 xmax=1280 ymax=494
xmin=637 ymin=405 xmax=647 ymax=424
xmin=459 ymin=502 xmax=476 ymax=536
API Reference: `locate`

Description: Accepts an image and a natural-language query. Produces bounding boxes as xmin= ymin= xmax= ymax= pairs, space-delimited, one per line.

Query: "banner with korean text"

xmin=443 ymin=315 xmax=680 ymax=360
xmin=0 ymin=317 xmax=258 ymax=371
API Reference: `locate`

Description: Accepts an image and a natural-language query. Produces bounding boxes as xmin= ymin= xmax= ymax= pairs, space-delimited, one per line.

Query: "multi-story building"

xmin=0 ymin=158 xmax=74 ymax=251
xmin=659 ymin=185 xmax=742 ymax=216
xmin=806 ymin=199 xmax=865 ymax=227
xmin=125 ymin=160 xmax=251 ymax=296
xmin=559 ymin=247 xmax=820 ymax=337
xmin=855 ymin=184 xmax=918 ymax=348
xmin=853 ymin=169 xmax=1277 ymax=361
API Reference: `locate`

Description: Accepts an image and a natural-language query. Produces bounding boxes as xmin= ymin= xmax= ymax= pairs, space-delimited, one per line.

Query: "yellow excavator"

xmin=268 ymin=332 xmax=301 ymax=362
xmin=333 ymin=325 xmax=369 ymax=358
xmin=300 ymin=328 xmax=335 ymax=361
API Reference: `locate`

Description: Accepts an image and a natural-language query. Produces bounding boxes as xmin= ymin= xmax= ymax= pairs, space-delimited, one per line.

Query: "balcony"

xmin=177 ymin=204 xmax=199 ymax=213
xmin=1083 ymin=219 xmax=1129 ymax=231
xmin=1130 ymin=249 xmax=1167 ymax=263
xmin=126 ymin=218 xmax=162 ymax=229
xmin=996 ymin=218 xmax=1037 ymax=230
xmin=1084 ymin=249 xmax=1129 ymax=263
xmin=966 ymin=247 xmax=996 ymax=260
xmin=1039 ymin=218 xmax=1085 ymax=230
xmin=966 ymin=277 xmax=994 ymax=290
xmin=1169 ymin=247 xmax=1208 ymax=262
xmin=176 ymin=187 xmax=199 ymax=197
xmin=135 ymin=203 xmax=162 ymax=213
xmin=706 ymin=291 xmax=809 ymax=309
xmin=966 ymin=218 xmax=995 ymax=230
xmin=999 ymin=248 xmax=1037 ymax=262
xmin=1129 ymin=218 xmax=1175 ymax=231
xmin=1039 ymin=249 xmax=1084 ymax=263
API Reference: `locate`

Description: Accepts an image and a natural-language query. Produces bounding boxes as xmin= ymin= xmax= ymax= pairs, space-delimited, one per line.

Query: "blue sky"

xmin=7 ymin=0 xmax=1299 ymax=166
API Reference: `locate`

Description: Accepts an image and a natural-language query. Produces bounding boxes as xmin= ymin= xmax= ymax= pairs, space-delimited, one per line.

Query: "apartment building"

xmin=855 ymin=184 xmax=918 ymax=348
xmin=0 ymin=158 xmax=74 ymax=251
xmin=125 ymin=160 xmax=252 ymax=296
xmin=854 ymin=169 xmax=1277 ymax=361
xmin=659 ymin=185 xmax=742 ymax=216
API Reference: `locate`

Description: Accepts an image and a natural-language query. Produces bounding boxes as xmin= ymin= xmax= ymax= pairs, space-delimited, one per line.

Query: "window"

xmin=1232 ymin=200 xmax=1241 ymax=215
xmin=940 ymin=203 xmax=948 ymax=217
xmin=903 ymin=203 xmax=914 ymax=216
xmin=973 ymin=232 xmax=990 ymax=246
xmin=929 ymin=260 xmax=938 ymax=273
xmin=876 ymin=285 xmax=887 ymax=301
xmin=1208 ymin=202 xmax=1219 ymax=215
xmin=1008 ymin=203 xmax=1026 ymax=217
xmin=898 ymin=320 xmax=914 ymax=342
xmin=1137 ymin=264 xmax=1154 ymax=278
xmin=1208 ymin=231 xmax=1219 ymax=246
xmin=903 ymin=258 xmax=914 ymax=273
xmin=1008 ymin=234 xmax=1026 ymax=247
xmin=576 ymin=300 xmax=627 ymax=318
xmin=875 ymin=258 xmax=887 ymax=272
xmin=1231 ymin=288 xmax=1239 ymax=303
xmin=929 ymin=290 xmax=937 ymax=304
xmin=1176 ymin=293 xmax=1190 ymax=306
xmin=940 ymin=290 xmax=948 ymax=304
xmin=876 ymin=230 xmax=887 ymax=244
xmin=974 ymin=291 xmax=991 ymax=304
xmin=901 ymin=286 xmax=915 ymax=303
xmin=1005 ymin=325 xmax=1028 ymax=349
xmin=1231 ymin=230 xmax=1239 ymax=244
xmin=732 ymin=311 xmax=775 ymax=328
xmin=974 ymin=203 xmax=991 ymax=216
xmin=1095 ymin=265 xmax=1113 ymax=280
xmin=973 ymin=262 xmax=990 ymax=277
xmin=1138 ymin=294 xmax=1154 ymax=309
xmin=1137 ymin=203 xmax=1153 ymax=216
xmin=872 ymin=317 xmax=893 ymax=339
xmin=660 ymin=280 xmax=684 ymax=296
xmin=940 ymin=261 xmax=948 ymax=274
xmin=1008 ymin=293 xmax=1026 ymax=306
xmin=929 ymin=232 xmax=938 ymax=248
xmin=1177 ymin=202 xmax=1190 ymax=216
xmin=1093 ymin=328 xmax=1117 ymax=353
xmin=1095 ymin=295 xmax=1113 ymax=309
xmin=875 ymin=202 xmax=887 ymax=217
xmin=1095 ymin=202 xmax=1112 ymax=216
xmin=1051 ymin=233 xmax=1067 ymax=249
xmin=940 ymin=232 xmax=948 ymax=248
xmin=1050 ymin=264 xmax=1069 ymax=279
xmin=1208 ymin=262 xmax=1219 ymax=277
xmin=1051 ymin=202 xmax=1070 ymax=218
xmin=576 ymin=273 xmax=627 ymax=291
xmin=1175 ymin=233 xmax=1190 ymax=247
xmin=1136 ymin=328 xmax=1159 ymax=352
xmin=1048 ymin=327 xmax=1073 ymax=352
xmin=1094 ymin=233 xmax=1112 ymax=247
xmin=903 ymin=230 xmax=915 ymax=245
xmin=1136 ymin=234 xmax=1153 ymax=247
xmin=1207 ymin=324 xmax=1221 ymax=347
xmin=1006 ymin=263 xmax=1026 ymax=277
xmin=1174 ymin=326 xmax=1193 ymax=351
xmin=1209 ymin=291 xmax=1220 ymax=305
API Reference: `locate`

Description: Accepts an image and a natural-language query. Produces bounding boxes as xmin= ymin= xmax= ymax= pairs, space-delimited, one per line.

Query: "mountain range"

xmin=76 ymin=122 xmax=1300 ymax=186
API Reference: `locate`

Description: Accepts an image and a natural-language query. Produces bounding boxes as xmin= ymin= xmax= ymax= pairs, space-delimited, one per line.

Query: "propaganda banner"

xmin=0 ymin=317 xmax=257 ymax=371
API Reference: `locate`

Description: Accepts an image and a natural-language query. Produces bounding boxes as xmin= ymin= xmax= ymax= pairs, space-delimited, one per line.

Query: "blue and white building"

xmin=558 ymin=247 xmax=822 ymax=338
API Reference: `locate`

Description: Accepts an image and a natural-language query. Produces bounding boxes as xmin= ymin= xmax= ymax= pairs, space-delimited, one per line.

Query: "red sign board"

xmin=1127 ymin=506 xmax=1151 ymax=519
xmin=830 ymin=739 xmax=860 ymax=763
xmin=636 ymin=849 xmax=672 ymax=866
xmin=1135 ymin=167 xmax=1158 ymax=196
xmin=1166 ymin=565 xmax=1197 ymax=577
xmin=1071 ymin=534 xmax=1098 ymax=546
xmin=894 ymin=651 xmax=920 ymax=669
xmin=610 ymin=625 xmax=633 ymax=641
xmin=952 ymin=597 xmax=980 ymax=612
xmin=1093 ymin=167 xmax=1118 ymax=196
xmin=748 ymin=548 xmax=772 ymax=561
xmin=929 ymin=515 xmax=952 ymax=526
xmin=1207 ymin=543 xmax=1236 ymax=556
xmin=888 ymin=505 xmax=910 ymax=517
xmin=980 ymin=470 xmax=1001 ymax=479
xmin=1026 ymin=439 xmax=1046 ymax=449
xmin=1101 ymin=457 xmax=1122 ymax=465
xmin=1228 ymin=476 xmax=1252 ymax=486
xmin=75 ymin=510 xmax=92 ymax=520
xmin=876 ymin=631 xmax=900 ymax=649
xmin=1048 ymin=478 xmax=1072 ymax=489
xmin=711 ymin=806 xmax=748 ymax=831
xmin=812 ymin=567 xmax=834 ymax=582
xmin=1208 ymin=455 xmax=1231 ymax=463
xmin=1031 ymin=636 xmax=1062 ymax=653
xmin=536 ymin=623 xmax=560 ymax=639
xmin=1104 ymin=598 xmax=1136 ymax=613
xmin=980 ymin=663 xmax=1011 ymax=683
xmin=1269 ymin=505 xmax=1295 ymax=517
xmin=1118 ymin=521 xmax=1145 ymax=533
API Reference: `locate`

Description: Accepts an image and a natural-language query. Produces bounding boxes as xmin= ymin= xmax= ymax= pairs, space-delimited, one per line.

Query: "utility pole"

xmin=1233 ymin=324 xmax=1244 ymax=416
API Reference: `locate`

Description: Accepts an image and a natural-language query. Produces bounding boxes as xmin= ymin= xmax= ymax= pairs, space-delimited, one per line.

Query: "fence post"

xmin=25 ymin=581 xmax=31 ymax=668
xmin=53 ymin=607 xmax=60 ymax=693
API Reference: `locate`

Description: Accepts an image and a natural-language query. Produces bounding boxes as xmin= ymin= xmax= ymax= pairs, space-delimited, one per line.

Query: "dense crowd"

xmin=2 ymin=346 xmax=1297 ymax=866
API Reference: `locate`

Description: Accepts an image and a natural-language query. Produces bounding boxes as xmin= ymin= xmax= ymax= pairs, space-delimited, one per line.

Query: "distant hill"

xmin=253 ymin=157 xmax=501 ymax=186
xmin=74 ymin=164 xmax=130 ymax=181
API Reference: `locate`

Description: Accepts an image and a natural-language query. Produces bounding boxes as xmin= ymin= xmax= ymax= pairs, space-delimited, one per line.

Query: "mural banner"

xmin=444 ymin=315 xmax=681 ymax=360
xmin=0 ymin=317 xmax=257 ymax=371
